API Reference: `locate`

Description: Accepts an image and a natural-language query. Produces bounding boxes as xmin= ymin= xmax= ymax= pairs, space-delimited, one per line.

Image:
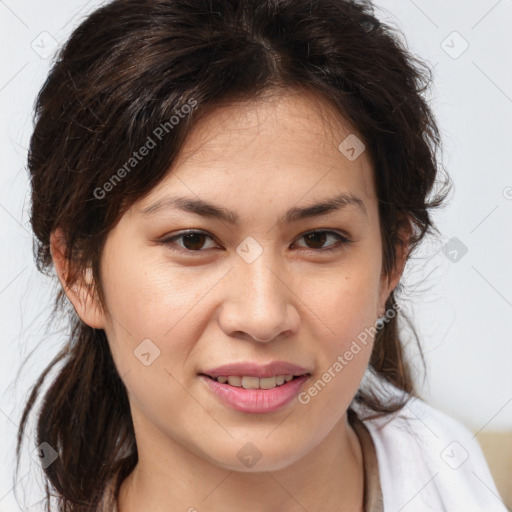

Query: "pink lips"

xmin=200 ymin=374 xmax=310 ymax=413
xmin=198 ymin=361 xmax=311 ymax=414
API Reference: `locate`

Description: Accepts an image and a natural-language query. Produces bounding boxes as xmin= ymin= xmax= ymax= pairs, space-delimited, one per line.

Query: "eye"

xmin=293 ymin=230 xmax=351 ymax=253
xmin=160 ymin=230 xmax=219 ymax=254
xmin=159 ymin=229 xmax=351 ymax=255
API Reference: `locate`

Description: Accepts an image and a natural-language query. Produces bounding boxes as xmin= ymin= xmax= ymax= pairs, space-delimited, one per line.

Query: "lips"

xmin=199 ymin=361 xmax=311 ymax=379
xmin=199 ymin=373 xmax=311 ymax=413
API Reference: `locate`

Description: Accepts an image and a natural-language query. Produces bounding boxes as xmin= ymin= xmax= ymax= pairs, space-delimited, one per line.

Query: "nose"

xmin=218 ymin=251 xmax=300 ymax=343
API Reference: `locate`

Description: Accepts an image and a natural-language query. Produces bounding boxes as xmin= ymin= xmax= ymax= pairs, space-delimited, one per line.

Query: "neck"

xmin=117 ymin=413 xmax=364 ymax=512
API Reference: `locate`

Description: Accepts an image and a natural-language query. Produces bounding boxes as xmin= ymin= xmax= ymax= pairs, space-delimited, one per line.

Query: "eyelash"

xmin=159 ymin=229 xmax=352 ymax=256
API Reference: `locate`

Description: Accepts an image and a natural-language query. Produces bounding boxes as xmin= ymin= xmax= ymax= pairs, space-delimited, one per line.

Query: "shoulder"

xmin=355 ymin=391 xmax=508 ymax=512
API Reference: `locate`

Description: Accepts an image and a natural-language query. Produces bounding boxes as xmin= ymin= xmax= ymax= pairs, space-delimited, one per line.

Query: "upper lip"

xmin=200 ymin=361 xmax=311 ymax=378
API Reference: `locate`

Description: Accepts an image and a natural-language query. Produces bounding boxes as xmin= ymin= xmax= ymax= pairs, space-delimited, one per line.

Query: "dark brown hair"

xmin=16 ymin=0 xmax=450 ymax=510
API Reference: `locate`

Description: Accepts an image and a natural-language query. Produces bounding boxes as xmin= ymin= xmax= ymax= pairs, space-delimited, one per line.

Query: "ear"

xmin=50 ymin=227 xmax=106 ymax=329
xmin=377 ymin=216 xmax=412 ymax=316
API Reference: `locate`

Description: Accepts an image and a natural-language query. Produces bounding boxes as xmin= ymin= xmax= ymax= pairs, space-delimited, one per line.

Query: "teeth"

xmin=213 ymin=374 xmax=300 ymax=389
xmin=227 ymin=376 xmax=241 ymax=387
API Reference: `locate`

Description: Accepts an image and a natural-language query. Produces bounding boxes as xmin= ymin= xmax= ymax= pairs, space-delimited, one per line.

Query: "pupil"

xmin=305 ymin=232 xmax=326 ymax=249
xmin=183 ymin=233 xmax=205 ymax=250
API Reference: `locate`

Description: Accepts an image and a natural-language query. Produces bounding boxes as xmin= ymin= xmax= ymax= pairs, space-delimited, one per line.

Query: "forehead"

xmin=137 ymin=89 xmax=377 ymax=218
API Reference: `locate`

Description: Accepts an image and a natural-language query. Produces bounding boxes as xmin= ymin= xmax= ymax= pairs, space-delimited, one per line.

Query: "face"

xmin=54 ymin=88 xmax=403 ymax=472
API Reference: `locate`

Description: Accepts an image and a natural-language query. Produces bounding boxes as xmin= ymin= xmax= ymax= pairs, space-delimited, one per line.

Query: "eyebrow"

xmin=139 ymin=192 xmax=367 ymax=224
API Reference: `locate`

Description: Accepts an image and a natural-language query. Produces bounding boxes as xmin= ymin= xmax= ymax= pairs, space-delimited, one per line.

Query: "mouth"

xmin=198 ymin=372 xmax=312 ymax=414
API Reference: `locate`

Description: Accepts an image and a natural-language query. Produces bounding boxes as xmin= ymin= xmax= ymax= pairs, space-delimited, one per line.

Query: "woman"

xmin=16 ymin=0 xmax=506 ymax=511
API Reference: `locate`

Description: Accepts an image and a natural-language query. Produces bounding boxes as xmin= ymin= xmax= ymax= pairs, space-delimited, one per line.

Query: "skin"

xmin=51 ymin=87 xmax=409 ymax=512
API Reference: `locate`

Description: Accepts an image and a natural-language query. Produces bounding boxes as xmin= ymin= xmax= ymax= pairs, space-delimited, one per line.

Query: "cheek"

xmin=101 ymin=251 xmax=225 ymax=376
xmin=298 ymin=286 xmax=377 ymax=419
xmin=101 ymin=261 xmax=214 ymax=434
xmin=312 ymin=264 xmax=381 ymax=338
xmin=102 ymin=245 xmax=205 ymax=331
xmin=305 ymin=265 xmax=380 ymax=389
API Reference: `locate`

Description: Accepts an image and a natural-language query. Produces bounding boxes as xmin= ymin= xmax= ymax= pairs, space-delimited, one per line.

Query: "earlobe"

xmin=50 ymin=228 xmax=106 ymax=329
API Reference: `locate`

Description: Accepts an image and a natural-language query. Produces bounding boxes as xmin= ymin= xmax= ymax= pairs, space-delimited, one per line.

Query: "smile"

xmin=199 ymin=373 xmax=311 ymax=413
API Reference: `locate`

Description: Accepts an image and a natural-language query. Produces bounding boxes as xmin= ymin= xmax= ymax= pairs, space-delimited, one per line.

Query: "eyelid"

xmin=158 ymin=228 xmax=352 ymax=255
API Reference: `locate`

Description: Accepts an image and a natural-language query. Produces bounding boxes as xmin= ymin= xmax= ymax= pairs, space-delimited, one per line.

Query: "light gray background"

xmin=1 ymin=0 xmax=511 ymax=510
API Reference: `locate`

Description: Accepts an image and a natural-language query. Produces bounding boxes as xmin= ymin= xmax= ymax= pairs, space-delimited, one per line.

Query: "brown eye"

xmin=303 ymin=231 xmax=329 ymax=249
xmin=294 ymin=230 xmax=351 ymax=252
xmin=180 ymin=232 xmax=209 ymax=251
xmin=161 ymin=230 xmax=218 ymax=254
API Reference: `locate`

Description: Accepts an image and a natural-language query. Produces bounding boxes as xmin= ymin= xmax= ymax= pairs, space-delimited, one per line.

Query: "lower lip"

xmin=199 ymin=374 xmax=310 ymax=414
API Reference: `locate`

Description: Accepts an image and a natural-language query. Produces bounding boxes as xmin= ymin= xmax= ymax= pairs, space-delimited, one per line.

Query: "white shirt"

xmin=355 ymin=390 xmax=508 ymax=512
